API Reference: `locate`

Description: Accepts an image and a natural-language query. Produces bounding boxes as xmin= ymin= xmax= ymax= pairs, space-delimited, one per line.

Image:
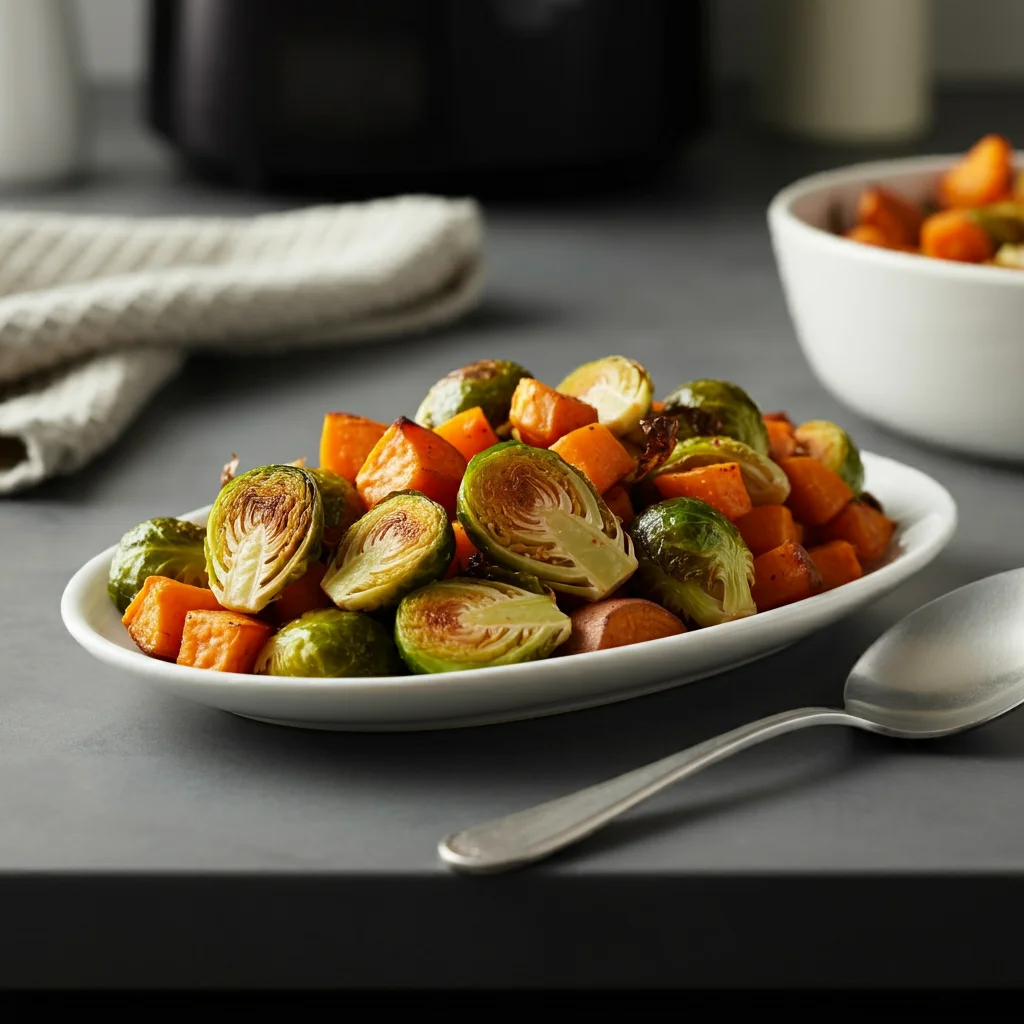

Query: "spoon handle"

xmin=439 ymin=706 xmax=861 ymax=874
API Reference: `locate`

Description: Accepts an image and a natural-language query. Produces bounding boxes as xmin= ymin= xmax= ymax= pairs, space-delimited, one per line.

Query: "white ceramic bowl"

xmin=769 ymin=154 xmax=1024 ymax=460
xmin=60 ymin=452 xmax=956 ymax=732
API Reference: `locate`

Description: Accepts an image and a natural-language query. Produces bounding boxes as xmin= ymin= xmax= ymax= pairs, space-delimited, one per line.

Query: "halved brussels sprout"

xmin=971 ymin=201 xmax=1024 ymax=246
xmin=394 ymin=578 xmax=571 ymax=673
xmin=793 ymin=420 xmax=864 ymax=495
xmin=307 ymin=467 xmax=364 ymax=552
xmin=556 ymin=355 xmax=653 ymax=437
xmin=254 ymin=608 xmax=402 ymax=677
xmin=654 ymin=436 xmax=791 ymax=505
xmin=628 ymin=498 xmax=755 ymax=628
xmin=320 ymin=490 xmax=453 ymax=612
xmin=662 ymin=379 xmax=770 ymax=456
xmin=206 ymin=465 xmax=323 ymax=614
xmin=415 ymin=359 xmax=533 ymax=431
xmin=108 ymin=517 xmax=208 ymax=613
xmin=457 ymin=440 xmax=637 ymax=601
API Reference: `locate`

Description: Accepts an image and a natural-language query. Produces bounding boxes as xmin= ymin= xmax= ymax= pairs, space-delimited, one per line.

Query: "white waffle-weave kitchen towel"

xmin=0 ymin=194 xmax=484 ymax=493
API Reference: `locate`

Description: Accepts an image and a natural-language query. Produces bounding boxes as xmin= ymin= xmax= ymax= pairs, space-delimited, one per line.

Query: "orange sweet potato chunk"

xmin=434 ymin=406 xmax=500 ymax=463
xmin=445 ymin=521 xmax=481 ymax=578
xmin=122 ymin=576 xmax=224 ymax=660
xmin=779 ymin=456 xmax=854 ymax=527
xmin=751 ymin=541 xmax=823 ymax=612
xmin=356 ymin=416 xmax=467 ymax=517
xmin=176 ymin=610 xmax=273 ymax=673
xmin=271 ymin=562 xmax=332 ymax=624
xmin=602 ymin=484 xmax=635 ymax=525
xmin=807 ymin=539 xmax=863 ymax=591
xmin=508 ymin=378 xmax=598 ymax=448
xmin=652 ymin=463 xmax=753 ymax=521
xmin=549 ymin=423 xmax=636 ymax=494
xmin=735 ymin=504 xmax=802 ymax=558
xmin=319 ymin=412 xmax=388 ymax=484
xmin=819 ymin=500 xmax=896 ymax=564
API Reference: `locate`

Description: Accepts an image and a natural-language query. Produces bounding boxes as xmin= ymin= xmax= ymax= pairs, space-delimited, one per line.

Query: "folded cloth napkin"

xmin=0 ymin=194 xmax=484 ymax=494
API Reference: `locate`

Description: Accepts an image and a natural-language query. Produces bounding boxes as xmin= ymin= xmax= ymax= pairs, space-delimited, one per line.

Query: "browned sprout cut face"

xmin=205 ymin=464 xmax=323 ymax=613
xmin=457 ymin=441 xmax=637 ymax=601
xmin=394 ymin=578 xmax=571 ymax=673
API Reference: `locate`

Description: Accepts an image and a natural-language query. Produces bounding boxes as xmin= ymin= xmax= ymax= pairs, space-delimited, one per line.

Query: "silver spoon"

xmin=439 ymin=568 xmax=1024 ymax=874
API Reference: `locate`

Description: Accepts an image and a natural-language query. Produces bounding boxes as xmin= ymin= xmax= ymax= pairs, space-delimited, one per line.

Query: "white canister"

xmin=756 ymin=0 xmax=933 ymax=144
xmin=0 ymin=0 xmax=87 ymax=186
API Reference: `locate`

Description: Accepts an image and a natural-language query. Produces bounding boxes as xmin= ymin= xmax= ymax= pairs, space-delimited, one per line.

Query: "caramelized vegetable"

xmin=559 ymin=598 xmax=685 ymax=655
xmin=765 ymin=418 xmax=798 ymax=461
xmin=735 ymin=504 xmax=803 ymax=558
xmin=270 ymin=561 xmax=332 ymax=624
xmin=807 ymin=540 xmax=863 ymax=591
xmin=433 ymin=405 xmax=500 ymax=463
xmin=446 ymin=521 xmax=481 ymax=578
xmin=319 ymin=412 xmax=389 ymax=484
xmin=819 ymin=500 xmax=896 ymax=563
xmin=652 ymin=462 xmax=753 ymax=521
xmin=122 ymin=576 xmax=225 ymax=660
xmin=921 ymin=209 xmax=994 ymax=263
xmin=176 ymin=610 xmax=273 ymax=673
xmin=778 ymin=456 xmax=854 ymax=527
xmin=356 ymin=416 xmax=467 ymax=517
xmin=857 ymin=186 xmax=924 ymax=247
xmin=509 ymin=377 xmax=599 ymax=448
xmin=939 ymin=134 xmax=1014 ymax=209
xmin=549 ymin=423 xmax=636 ymax=495
xmin=750 ymin=541 xmax=823 ymax=612
xmin=602 ymin=484 xmax=635 ymax=525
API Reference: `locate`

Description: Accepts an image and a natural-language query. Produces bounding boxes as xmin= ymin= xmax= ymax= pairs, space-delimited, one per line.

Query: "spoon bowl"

xmin=440 ymin=568 xmax=1024 ymax=874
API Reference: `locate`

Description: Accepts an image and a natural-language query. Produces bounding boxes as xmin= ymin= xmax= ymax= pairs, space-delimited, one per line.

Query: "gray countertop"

xmin=4 ymin=88 xmax=1024 ymax=988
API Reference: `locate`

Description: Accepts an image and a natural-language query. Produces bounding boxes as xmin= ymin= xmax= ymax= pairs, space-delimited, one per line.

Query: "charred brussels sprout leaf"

xmin=415 ymin=359 xmax=533 ymax=431
xmin=662 ymin=379 xmax=770 ymax=456
xmin=306 ymin=467 xmax=364 ymax=552
xmin=320 ymin=490 xmax=453 ymax=612
xmin=108 ymin=517 xmax=208 ymax=613
xmin=793 ymin=420 xmax=864 ymax=495
xmin=628 ymin=498 xmax=755 ymax=628
xmin=395 ymin=578 xmax=571 ymax=673
xmin=254 ymin=608 xmax=402 ymax=677
xmin=457 ymin=440 xmax=637 ymax=601
xmin=622 ymin=416 xmax=680 ymax=481
xmin=655 ymin=436 xmax=791 ymax=505
xmin=206 ymin=465 xmax=323 ymax=614
xmin=463 ymin=553 xmax=554 ymax=598
xmin=556 ymin=355 xmax=653 ymax=437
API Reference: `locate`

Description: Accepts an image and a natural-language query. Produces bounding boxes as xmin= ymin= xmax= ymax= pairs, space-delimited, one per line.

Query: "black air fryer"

xmin=146 ymin=0 xmax=709 ymax=196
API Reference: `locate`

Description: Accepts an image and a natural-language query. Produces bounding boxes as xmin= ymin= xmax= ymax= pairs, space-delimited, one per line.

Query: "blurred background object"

xmin=0 ymin=0 xmax=88 ymax=187
xmin=143 ymin=0 xmax=709 ymax=197
xmin=755 ymin=0 xmax=933 ymax=144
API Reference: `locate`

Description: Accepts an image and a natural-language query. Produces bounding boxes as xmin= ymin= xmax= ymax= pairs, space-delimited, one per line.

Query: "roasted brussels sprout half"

xmin=556 ymin=355 xmax=653 ymax=437
xmin=206 ymin=465 xmax=323 ymax=614
xmin=662 ymin=379 xmax=770 ymax=457
xmin=628 ymin=498 xmax=755 ymax=628
xmin=306 ymin=467 xmax=364 ymax=551
xmin=320 ymin=490 xmax=453 ymax=612
xmin=971 ymin=201 xmax=1024 ymax=246
xmin=107 ymin=517 xmax=208 ymax=613
xmin=395 ymin=578 xmax=571 ymax=673
xmin=457 ymin=440 xmax=637 ymax=601
xmin=655 ymin=436 xmax=791 ymax=505
xmin=793 ymin=420 xmax=864 ymax=495
xmin=254 ymin=608 xmax=402 ymax=677
xmin=415 ymin=358 xmax=533 ymax=431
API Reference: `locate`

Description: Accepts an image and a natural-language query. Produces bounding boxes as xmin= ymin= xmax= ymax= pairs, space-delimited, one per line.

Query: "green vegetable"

xmin=394 ymin=579 xmax=571 ymax=673
xmin=556 ymin=355 xmax=653 ymax=437
xmin=320 ymin=490 xmax=454 ymax=612
xmin=661 ymin=379 xmax=770 ymax=456
xmin=655 ymin=436 xmax=791 ymax=505
xmin=415 ymin=358 xmax=533 ymax=431
xmin=628 ymin=498 xmax=755 ymax=628
xmin=793 ymin=420 xmax=864 ymax=495
xmin=306 ymin=466 xmax=365 ymax=550
xmin=107 ymin=517 xmax=208 ymax=613
xmin=254 ymin=608 xmax=402 ymax=677
xmin=462 ymin=553 xmax=554 ymax=598
xmin=970 ymin=201 xmax=1024 ymax=246
xmin=457 ymin=440 xmax=637 ymax=601
xmin=205 ymin=464 xmax=323 ymax=614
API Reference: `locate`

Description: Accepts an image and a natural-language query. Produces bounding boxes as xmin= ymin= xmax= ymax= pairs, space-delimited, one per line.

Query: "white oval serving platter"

xmin=61 ymin=452 xmax=956 ymax=731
